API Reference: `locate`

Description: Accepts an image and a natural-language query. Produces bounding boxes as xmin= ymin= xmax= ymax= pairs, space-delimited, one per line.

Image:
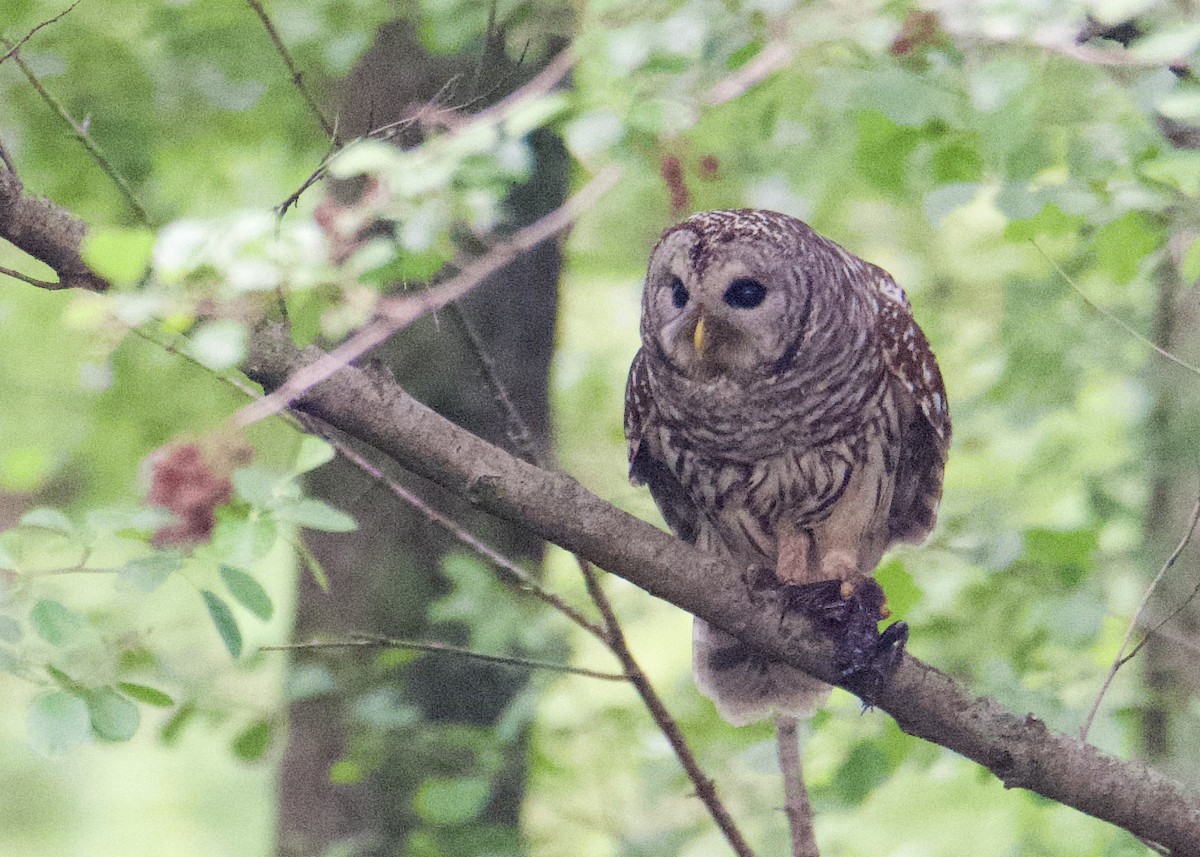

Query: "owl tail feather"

xmin=693 ymin=618 xmax=831 ymax=726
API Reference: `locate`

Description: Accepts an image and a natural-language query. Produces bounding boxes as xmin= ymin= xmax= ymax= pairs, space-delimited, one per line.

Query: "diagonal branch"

xmin=0 ymin=166 xmax=109 ymax=292
xmin=229 ymin=164 xmax=620 ymax=430
xmin=245 ymin=0 xmax=337 ymax=141
xmin=243 ymin=322 xmax=1200 ymax=856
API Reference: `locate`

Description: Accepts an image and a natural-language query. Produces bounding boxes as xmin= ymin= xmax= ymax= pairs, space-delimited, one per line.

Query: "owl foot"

xmin=778 ymin=578 xmax=906 ymax=707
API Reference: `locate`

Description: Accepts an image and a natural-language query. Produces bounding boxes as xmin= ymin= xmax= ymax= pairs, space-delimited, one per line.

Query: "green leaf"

xmin=231 ymin=719 xmax=273 ymax=761
xmin=187 ymin=320 xmax=247 ymax=371
xmin=923 ymin=183 xmax=978 ymax=225
xmin=83 ymin=687 xmax=140 ymax=741
xmin=1004 ymin=203 xmax=1084 ymax=241
xmin=351 ymin=688 xmax=420 ymax=729
xmin=20 ymin=507 xmax=74 ymax=534
xmin=27 ymin=691 xmax=92 ymax=755
xmin=284 ymin=663 xmax=337 ymax=702
xmin=414 ymin=777 xmax=491 ymax=825
xmin=118 ymin=553 xmax=183 ymax=592
xmin=296 ymin=540 xmax=330 ymax=592
xmin=293 ymin=436 xmax=335 ymax=474
xmin=81 ymin=226 xmax=155 ymax=284
xmin=117 ymin=682 xmax=175 ymax=708
xmin=160 ymin=701 xmax=196 ymax=746
xmin=1140 ymin=150 xmax=1200 ymax=198
xmin=232 ymin=466 xmax=283 ymax=507
xmin=219 ymin=566 xmax=273 ymax=621
xmin=212 ymin=516 xmax=279 ymax=567
xmin=30 ymin=600 xmax=81 ymax=645
xmin=202 ymin=590 xmax=242 ymax=657
xmin=1022 ymin=528 xmax=1098 ymax=587
xmin=277 ymin=498 xmax=357 ymax=532
xmin=0 ymin=446 xmax=53 ymax=493
xmin=1093 ymin=211 xmax=1163 ymax=284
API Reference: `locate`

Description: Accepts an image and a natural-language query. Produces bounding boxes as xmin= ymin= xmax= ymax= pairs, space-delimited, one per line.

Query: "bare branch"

xmin=264 ymin=633 xmax=626 ymax=681
xmin=0 ymin=166 xmax=109 ymax=292
xmin=1035 ymin=240 xmax=1200 ymax=379
xmin=705 ymin=40 xmax=795 ymax=106
xmin=578 ymin=557 xmax=757 ymax=857
xmin=3 ymin=43 xmax=150 ymax=225
xmin=776 ymin=715 xmax=819 ymax=857
xmin=291 ymin=410 xmax=607 ymax=639
xmin=231 ymin=164 xmax=620 ymax=430
xmin=1082 ymin=493 xmax=1200 ymax=740
xmin=245 ymin=0 xmax=337 ymax=142
xmin=447 ymin=283 xmax=755 ymax=854
xmin=0 ymin=0 xmax=82 ymax=66
xmin=243 ymin=322 xmax=1200 ymax=855
xmin=0 ymin=264 xmax=59 ymax=289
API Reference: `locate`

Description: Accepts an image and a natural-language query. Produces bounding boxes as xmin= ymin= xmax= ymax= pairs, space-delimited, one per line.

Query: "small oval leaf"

xmin=219 ymin=566 xmax=273 ymax=621
xmin=27 ymin=690 xmax=91 ymax=755
xmin=232 ymin=719 xmax=273 ymax=761
xmin=278 ymin=498 xmax=357 ymax=532
xmin=30 ymin=600 xmax=81 ymax=645
xmin=117 ymin=682 xmax=175 ymax=708
xmin=293 ymin=437 xmax=335 ymax=474
xmin=20 ymin=507 xmax=74 ymax=534
xmin=84 ymin=687 xmax=140 ymax=742
xmin=202 ymin=590 xmax=242 ymax=657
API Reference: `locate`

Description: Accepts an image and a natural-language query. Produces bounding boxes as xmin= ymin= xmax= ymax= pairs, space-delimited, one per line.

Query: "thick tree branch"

xmin=243 ymin=322 xmax=1200 ymax=856
xmin=0 ymin=166 xmax=109 ymax=292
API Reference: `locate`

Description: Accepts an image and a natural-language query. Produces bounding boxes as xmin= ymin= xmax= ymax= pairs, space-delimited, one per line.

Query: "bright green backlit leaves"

xmin=81 ymin=227 xmax=156 ymax=285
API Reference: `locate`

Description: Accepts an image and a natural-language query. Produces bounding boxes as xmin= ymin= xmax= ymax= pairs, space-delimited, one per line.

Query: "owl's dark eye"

xmin=669 ymin=276 xmax=690 ymax=308
xmin=723 ymin=278 xmax=767 ymax=309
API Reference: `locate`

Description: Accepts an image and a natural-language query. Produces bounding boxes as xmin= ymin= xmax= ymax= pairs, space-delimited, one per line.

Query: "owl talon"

xmin=843 ymin=620 xmax=908 ymax=709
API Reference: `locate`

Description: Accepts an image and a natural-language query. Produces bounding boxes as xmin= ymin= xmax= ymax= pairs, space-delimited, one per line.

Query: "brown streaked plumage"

xmin=625 ymin=209 xmax=950 ymax=725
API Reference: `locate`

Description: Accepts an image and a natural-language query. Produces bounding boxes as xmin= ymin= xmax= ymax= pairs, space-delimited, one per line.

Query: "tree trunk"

xmin=276 ymin=21 xmax=569 ymax=856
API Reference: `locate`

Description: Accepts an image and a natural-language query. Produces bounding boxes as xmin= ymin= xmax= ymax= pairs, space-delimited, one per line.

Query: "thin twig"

xmin=0 ymin=134 xmax=16 ymax=174
xmin=579 ymin=558 xmax=757 ymax=857
xmin=443 ymin=262 xmax=754 ymax=854
xmin=291 ymin=411 xmax=608 ymax=640
xmin=231 ymin=164 xmax=620 ymax=430
xmin=1081 ymin=493 xmax=1200 ymax=741
xmin=447 ymin=303 xmax=542 ymax=463
xmin=776 ymin=715 xmax=819 ymax=857
xmin=245 ymin=0 xmax=336 ymax=141
xmin=0 ymin=265 xmax=59 ymax=289
xmin=1034 ymin=240 xmax=1200 ymax=379
xmin=4 ymin=43 xmax=150 ymax=225
xmin=264 ymin=633 xmax=625 ymax=680
xmin=274 ymin=45 xmax=572 ymax=214
xmin=0 ymin=0 xmax=82 ymax=67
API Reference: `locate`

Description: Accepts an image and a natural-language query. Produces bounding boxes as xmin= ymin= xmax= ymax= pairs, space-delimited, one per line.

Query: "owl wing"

xmin=625 ymin=348 xmax=701 ymax=544
xmin=869 ymin=268 xmax=952 ymax=545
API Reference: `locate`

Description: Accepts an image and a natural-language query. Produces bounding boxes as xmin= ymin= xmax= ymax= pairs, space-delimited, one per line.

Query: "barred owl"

xmin=624 ymin=210 xmax=951 ymax=725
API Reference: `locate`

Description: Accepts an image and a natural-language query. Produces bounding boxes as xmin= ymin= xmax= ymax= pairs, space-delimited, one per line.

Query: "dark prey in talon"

xmin=779 ymin=578 xmax=907 ymax=708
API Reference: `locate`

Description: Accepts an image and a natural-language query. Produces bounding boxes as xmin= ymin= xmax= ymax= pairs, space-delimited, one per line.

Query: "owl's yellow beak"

xmin=693 ymin=312 xmax=707 ymax=353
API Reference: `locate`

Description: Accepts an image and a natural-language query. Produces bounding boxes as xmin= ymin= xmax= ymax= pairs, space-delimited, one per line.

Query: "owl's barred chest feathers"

xmin=639 ymin=349 xmax=901 ymax=561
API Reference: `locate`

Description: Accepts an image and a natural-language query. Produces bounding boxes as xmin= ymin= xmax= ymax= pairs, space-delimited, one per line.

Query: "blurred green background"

xmin=3 ymin=0 xmax=1200 ymax=854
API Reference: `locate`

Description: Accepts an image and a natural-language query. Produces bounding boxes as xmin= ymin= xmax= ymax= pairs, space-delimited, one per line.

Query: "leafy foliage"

xmin=3 ymin=0 xmax=1200 ymax=855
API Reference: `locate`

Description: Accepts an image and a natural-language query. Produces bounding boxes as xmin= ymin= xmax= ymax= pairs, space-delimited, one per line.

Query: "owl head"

xmin=640 ymin=210 xmax=820 ymax=381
